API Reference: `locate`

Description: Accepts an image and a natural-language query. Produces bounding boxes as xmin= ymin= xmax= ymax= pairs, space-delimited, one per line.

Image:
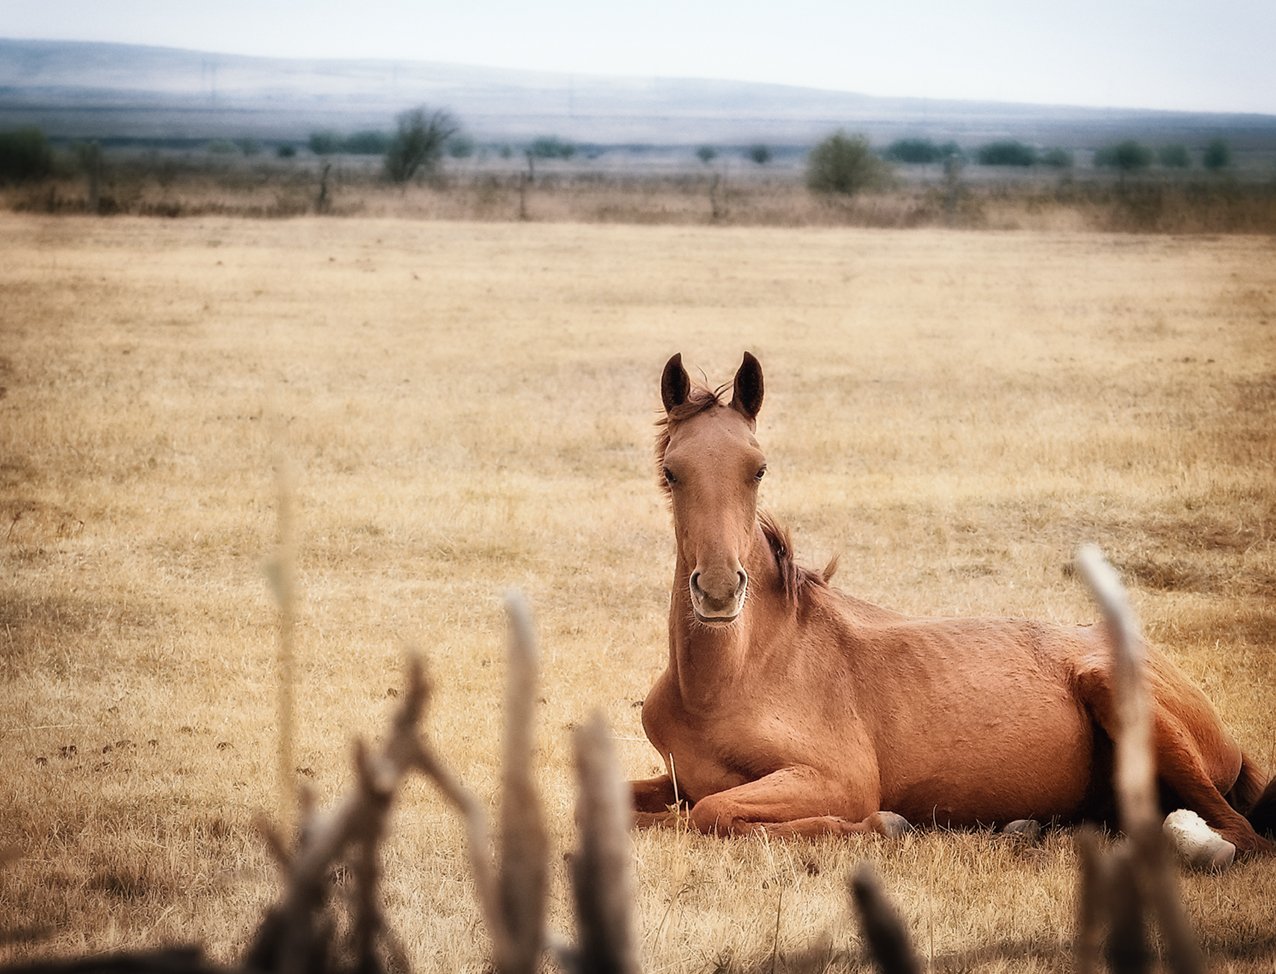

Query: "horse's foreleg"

xmin=629 ymin=774 xmax=686 ymax=830
xmin=630 ymin=773 xmax=679 ymax=814
xmin=683 ymin=766 xmax=900 ymax=838
xmin=749 ymin=811 xmax=912 ymax=839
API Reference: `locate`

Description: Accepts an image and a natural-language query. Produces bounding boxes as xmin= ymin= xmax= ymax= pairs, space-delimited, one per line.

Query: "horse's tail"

xmin=1231 ymin=753 xmax=1276 ymax=838
xmin=1247 ymin=777 xmax=1276 ymax=839
xmin=1228 ymin=753 xmax=1267 ymax=812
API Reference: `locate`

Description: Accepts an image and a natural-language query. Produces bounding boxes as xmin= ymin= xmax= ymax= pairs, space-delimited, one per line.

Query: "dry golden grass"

xmin=1 ymin=215 xmax=1274 ymax=971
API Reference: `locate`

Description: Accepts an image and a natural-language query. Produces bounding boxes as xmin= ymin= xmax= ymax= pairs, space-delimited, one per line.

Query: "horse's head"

xmin=658 ymin=352 xmax=766 ymax=625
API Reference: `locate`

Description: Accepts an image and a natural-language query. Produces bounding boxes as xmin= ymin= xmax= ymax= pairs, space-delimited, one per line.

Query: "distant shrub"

xmin=747 ymin=144 xmax=771 ymax=165
xmin=1040 ymin=147 xmax=1074 ymax=169
xmin=696 ymin=145 xmax=717 ymax=165
xmin=1094 ymin=140 xmax=1153 ymax=174
xmin=308 ymin=130 xmax=342 ymax=155
xmin=1158 ymin=144 xmax=1190 ymax=169
xmin=343 ymin=130 xmax=391 ymax=155
xmin=806 ymin=131 xmax=890 ymax=196
xmin=206 ymin=139 xmax=238 ymax=155
xmin=884 ymin=138 xmax=949 ymax=164
xmin=384 ymin=107 xmax=460 ymax=183
xmin=447 ymin=135 xmax=476 ymax=159
xmin=235 ymin=138 xmax=262 ymax=157
xmin=276 ymin=144 xmax=297 ymax=159
xmin=0 ymin=127 xmax=54 ymax=183
xmin=886 ymin=139 xmax=929 ymax=163
xmin=976 ymin=140 xmax=1037 ymax=166
xmin=529 ymin=136 xmax=575 ymax=160
xmin=1203 ymin=139 xmax=1231 ymax=171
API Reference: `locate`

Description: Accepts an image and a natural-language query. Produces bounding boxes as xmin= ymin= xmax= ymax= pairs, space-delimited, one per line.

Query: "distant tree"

xmin=1203 ymin=138 xmax=1231 ymax=171
xmin=1040 ymin=147 xmax=1074 ymax=169
xmin=975 ymin=140 xmax=1037 ymax=166
xmin=806 ymin=131 xmax=890 ymax=196
xmin=235 ymin=138 xmax=262 ymax=157
xmin=528 ymin=136 xmax=575 ymax=160
xmin=696 ymin=145 xmax=718 ymax=165
xmin=308 ymin=130 xmax=342 ymax=155
xmin=384 ymin=107 xmax=460 ymax=183
xmin=447 ymin=134 xmax=476 ymax=159
xmin=77 ymin=140 xmax=103 ymax=213
xmin=343 ymin=130 xmax=391 ymax=155
xmin=885 ymin=138 xmax=943 ymax=164
xmin=747 ymin=144 xmax=771 ymax=165
xmin=941 ymin=151 xmax=965 ymax=216
xmin=74 ymin=139 xmax=102 ymax=214
xmin=1158 ymin=144 xmax=1190 ymax=169
xmin=276 ymin=144 xmax=298 ymax=159
xmin=206 ymin=139 xmax=238 ymax=155
xmin=1094 ymin=140 xmax=1152 ymax=176
xmin=0 ymin=127 xmax=54 ymax=183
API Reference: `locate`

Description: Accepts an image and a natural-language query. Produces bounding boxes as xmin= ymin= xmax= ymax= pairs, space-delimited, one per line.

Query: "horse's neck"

xmin=668 ymin=526 xmax=788 ymax=710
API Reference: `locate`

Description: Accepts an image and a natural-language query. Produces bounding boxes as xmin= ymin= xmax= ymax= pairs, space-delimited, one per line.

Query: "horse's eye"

xmin=755 ymin=465 xmax=767 ymax=481
xmin=663 ymin=467 xmax=678 ymax=485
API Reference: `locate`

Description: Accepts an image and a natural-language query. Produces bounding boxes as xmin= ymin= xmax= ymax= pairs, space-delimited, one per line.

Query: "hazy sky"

xmin=3 ymin=0 xmax=1274 ymax=114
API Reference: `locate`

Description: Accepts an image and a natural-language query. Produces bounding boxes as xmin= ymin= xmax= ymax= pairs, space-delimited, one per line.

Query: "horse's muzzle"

xmin=690 ymin=569 xmax=747 ymax=623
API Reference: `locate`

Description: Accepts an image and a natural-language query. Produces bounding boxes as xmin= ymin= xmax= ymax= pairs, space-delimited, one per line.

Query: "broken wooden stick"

xmin=564 ymin=711 xmax=640 ymax=974
xmin=1074 ymin=544 xmax=1205 ymax=974
xmin=848 ymin=864 xmax=920 ymax=974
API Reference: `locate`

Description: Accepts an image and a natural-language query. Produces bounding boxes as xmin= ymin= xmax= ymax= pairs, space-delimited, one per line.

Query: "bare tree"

xmin=384 ymin=107 xmax=460 ymax=184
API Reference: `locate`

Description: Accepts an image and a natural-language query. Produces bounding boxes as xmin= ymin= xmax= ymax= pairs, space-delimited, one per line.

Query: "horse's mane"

xmin=655 ymin=386 xmax=836 ymax=605
xmin=759 ymin=510 xmax=838 ymax=602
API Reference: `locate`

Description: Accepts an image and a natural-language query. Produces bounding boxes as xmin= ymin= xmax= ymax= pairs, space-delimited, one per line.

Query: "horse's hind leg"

xmin=1073 ymin=663 xmax=1270 ymax=856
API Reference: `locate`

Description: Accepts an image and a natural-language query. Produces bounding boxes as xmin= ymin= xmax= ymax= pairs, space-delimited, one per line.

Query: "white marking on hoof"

xmin=869 ymin=811 xmax=912 ymax=839
xmin=1164 ymin=809 xmax=1236 ymax=870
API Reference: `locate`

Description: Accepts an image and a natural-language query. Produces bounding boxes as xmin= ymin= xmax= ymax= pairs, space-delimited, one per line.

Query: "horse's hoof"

xmin=1001 ymin=819 xmax=1042 ymax=843
xmin=869 ymin=811 xmax=912 ymax=839
xmin=1163 ymin=809 xmax=1236 ymax=870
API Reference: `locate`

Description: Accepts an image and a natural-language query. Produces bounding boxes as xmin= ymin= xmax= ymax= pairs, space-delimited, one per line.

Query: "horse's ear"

xmin=730 ymin=351 xmax=764 ymax=421
xmin=661 ymin=353 xmax=690 ymax=413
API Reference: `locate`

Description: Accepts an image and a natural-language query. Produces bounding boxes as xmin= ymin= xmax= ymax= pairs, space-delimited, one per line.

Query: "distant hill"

xmin=3 ymin=37 xmax=1276 ymax=150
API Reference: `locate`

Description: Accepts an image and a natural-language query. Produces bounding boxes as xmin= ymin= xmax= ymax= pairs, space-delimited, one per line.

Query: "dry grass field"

xmin=1 ymin=214 xmax=1274 ymax=971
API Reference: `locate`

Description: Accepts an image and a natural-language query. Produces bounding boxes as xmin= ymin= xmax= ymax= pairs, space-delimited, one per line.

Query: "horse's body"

xmin=630 ymin=353 xmax=1276 ymax=856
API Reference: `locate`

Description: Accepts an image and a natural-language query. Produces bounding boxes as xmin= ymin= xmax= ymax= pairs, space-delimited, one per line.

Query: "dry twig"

xmin=1074 ymin=828 xmax=1109 ymax=974
xmin=493 ymin=591 xmax=550 ymax=974
xmin=245 ymin=655 xmax=434 ymax=974
xmin=848 ymin=864 xmax=921 ymax=974
xmin=1074 ymin=544 xmax=1205 ymax=974
xmin=565 ymin=712 xmax=640 ymax=974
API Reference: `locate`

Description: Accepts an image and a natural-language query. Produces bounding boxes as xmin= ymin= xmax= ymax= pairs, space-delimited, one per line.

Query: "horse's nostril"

xmin=691 ymin=571 xmax=702 ymax=594
xmin=737 ymin=570 xmax=747 ymax=593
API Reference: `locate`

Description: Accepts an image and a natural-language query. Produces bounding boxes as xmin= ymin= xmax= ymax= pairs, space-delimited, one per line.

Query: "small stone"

xmin=1002 ymin=819 xmax=1043 ymax=843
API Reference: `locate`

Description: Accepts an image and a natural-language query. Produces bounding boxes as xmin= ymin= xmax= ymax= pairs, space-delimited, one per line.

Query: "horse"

xmin=628 ymin=352 xmax=1276 ymax=860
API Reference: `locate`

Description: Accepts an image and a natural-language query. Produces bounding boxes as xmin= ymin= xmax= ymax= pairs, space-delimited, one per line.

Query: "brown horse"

xmin=629 ymin=352 xmax=1276 ymax=858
